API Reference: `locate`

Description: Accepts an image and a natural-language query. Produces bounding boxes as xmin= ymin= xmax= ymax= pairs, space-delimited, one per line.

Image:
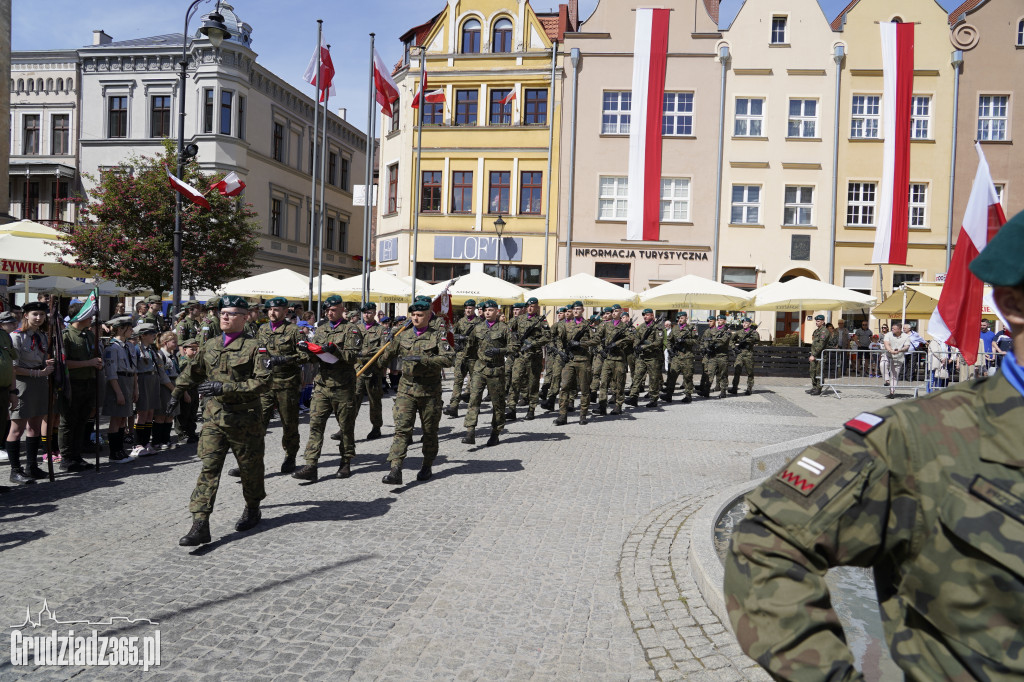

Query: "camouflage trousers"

xmin=447 ymin=354 xmax=471 ymax=408
xmin=504 ymin=357 xmax=515 ymax=395
xmin=599 ymin=357 xmax=628 ymax=408
xmin=629 ymin=354 xmax=663 ymax=399
xmin=546 ymin=354 xmax=565 ymax=398
xmin=189 ymin=410 xmax=266 ymax=520
xmin=627 ymin=354 xmax=640 ymax=392
xmin=590 ymin=355 xmax=604 ymax=393
xmin=704 ymin=355 xmax=729 ymax=393
xmin=388 ymin=390 xmax=442 ymax=466
xmin=508 ymin=352 xmax=544 ymax=409
xmin=355 ymin=371 xmax=384 ymax=428
xmin=303 ymin=382 xmax=356 ymax=466
xmin=261 ymin=384 xmax=300 ymax=457
xmin=664 ymin=353 xmax=696 ymax=397
xmin=465 ymin=368 xmax=506 ymax=431
xmin=810 ymin=359 xmax=821 ymax=389
xmin=733 ymin=350 xmax=755 ymax=390
xmin=559 ymin=359 xmax=592 ymax=417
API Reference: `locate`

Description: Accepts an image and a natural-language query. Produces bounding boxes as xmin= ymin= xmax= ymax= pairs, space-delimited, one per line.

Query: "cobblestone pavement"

xmin=1 ymin=379 xmax=894 ymax=680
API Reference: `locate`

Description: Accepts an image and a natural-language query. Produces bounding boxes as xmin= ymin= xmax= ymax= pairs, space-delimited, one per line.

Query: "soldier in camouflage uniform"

xmin=698 ymin=313 xmax=732 ymax=399
xmin=554 ymin=301 xmax=597 ymax=425
xmin=292 ymin=295 xmax=363 ymax=482
xmin=626 ymin=309 xmax=664 ymax=408
xmin=170 ymin=295 xmax=274 ymax=546
xmin=724 ymin=211 xmax=1024 ymax=681
xmin=376 ymin=300 xmax=455 ymax=484
xmin=462 ymin=300 xmax=513 ymax=446
xmin=444 ymin=300 xmax=480 ymax=418
xmin=596 ymin=306 xmax=633 ymax=415
xmin=506 ymin=296 xmax=550 ymax=421
xmin=504 ymin=303 xmax=523 ymax=397
xmin=354 ymin=302 xmax=386 ymax=440
xmin=808 ymin=314 xmax=829 ymax=395
xmin=174 ymin=300 xmax=203 ymax=345
xmin=199 ymin=305 xmax=220 ymax=344
xmin=142 ymin=295 xmax=168 ymax=332
xmin=541 ymin=307 xmax=567 ymax=410
xmin=253 ymin=297 xmax=304 ymax=472
xmin=589 ymin=308 xmax=612 ymax=401
xmin=729 ymin=317 xmax=759 ymax=396
xmin=662 ymin=312 xmax=699 ymax=404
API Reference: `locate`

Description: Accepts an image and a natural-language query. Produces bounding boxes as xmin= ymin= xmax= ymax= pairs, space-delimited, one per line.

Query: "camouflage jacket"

xmin=378 ymin=324 xmax=454 ymax=397
xmin=356 ymin=321 xmax=388 ymax=374
xmin=173 ymin=333 xmax=271 ymax=426
xmin=175 ymin=317 xmax=201 ymax=345
xmin=557 ymin=317 xmax=597 ymax=362
xmin=509 ymin=313 xmax=550 ymax=355
xmin=453 ymin=315 xmax=482 ymax=358
xmin=467 ymin=320 xmax=513 ymax=375
xmin=810 ymin=325 xmax=830 ymax=356
xmin=303 ymin=320 xmax=362 ymax=388
xmin=725 ymin=371 xmax=1024 ymax=681
xmin=142 ymin=311 xmax=167 ymax=333
xmin=257 ymin=320 xmax=304 ymax=388
xmin=596 ymin=319 xmax=634 ymax=361
xmin=701 ymin=326 xmax=732 ymax=356
xmin=666 ymin=323 xmax=699 ymax=357
xmin=633 ymin=320 xmax=665 ymax=358
xmin=732 ymin=327 xmax=760 ymax=353
xmin=199 ymin=314 xmax=220 ymax=344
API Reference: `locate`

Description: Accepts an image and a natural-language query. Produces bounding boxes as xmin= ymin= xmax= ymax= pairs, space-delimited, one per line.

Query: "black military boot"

xmin=416 ymin=462 xmax=433 ymax=481
xmin=461 ymin=428 xmax=476 ymax=445
xmin=597 ymin=401 xmax=607 ymax=416
xmin=645 ymin=398 xmax=659 ymax=408
xmin=179 ymin=518 xmax=211 ymax=546
xmin=810 ymin=387 xmax=822 ymax=396
xmin=6 ymin=441 xmax=35 ymax=485
xmin=330 ymin=430 xmax=342 ymax=441
xmin=624 ymin=395 xmax=639 ymax=407
xmin=24 ymin=436 xmax=46 ymax=479
xmin=553 ymin=415 xmax=567 ymax=426
xmin=486 ymin=429 xmax=500 ymax=447
xmin=745 ymin=387 xmax=753 ymax=396
xmin=729 ymin=369 xmax=741 ymax=394
xmin=682 ymin=394 xmax=692 ymax=404
xmin=541 ymin=397 xmax=555 ymax=411
xmin=234 ymin=505 xmax=261 ymax=532
xmin=227 ymin=467 xmax=241 ymax=477
xmin=525 ymin=408 xmax=535 ymax=420
xmin=610 ymin=404 xmax=622 ymax=415
xmin=579 ymin=414 xmax=589 ymax=425
xmin=336 ymin=460 xmax=352 ymax=479
xmin=292 ymin=464 xmax=318 ymax=482
xmin=505 ymin=409 xmax=517 ymax=422
xmin=567 ymin=400 xmax=577 ymax=413
xmin=382 ymin=464 xmax=402 ymax=485
xmin=366 ymin=427 xmax=382 ymax=440
xmin=280 ymin=456 xmax=296 ymax=473
xmin=589 ymin=390 xmax=598 ymax=402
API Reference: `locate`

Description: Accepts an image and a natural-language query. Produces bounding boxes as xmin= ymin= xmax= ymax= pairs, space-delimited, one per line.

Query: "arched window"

xmin=36 ymin=78 xmax=43 ymax=92
xmin=16 ymin=79 xmax=24 ymax=92
xmin=26 ymin=79 xmax=33 ymax=92
xmin=46 ymin=78 xmax=53 ymax=92
xmin=492 ymin=18 xmax=513 ymax=53
xmin=65 ymin=77 xmax=73 ymax=92
xmin=1018 ymin=19 xmax=1024 ymax=46
xmin=56 ymin=78 xmax=63 ymax=91
xmin=461 ymin=18 xmax=481 ymax=54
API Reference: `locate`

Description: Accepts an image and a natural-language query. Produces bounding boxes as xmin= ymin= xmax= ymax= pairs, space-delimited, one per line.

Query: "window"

xmin=788 ymin=99 xmax=817 ymax=138
xmin=994 ymin=183 xmax=1006 ymax=210
xmin=386 ymin=164 xmax=399 ymax=214
xmin=908 ymin=183 xmax=927 ymax=228
xmin=237 ymin=96 xmax=246 ymax=140
xmin=909 ymin=96 xmax=931 ymax=139
xmin=421 ymin=100 xmax=444 ymax=125
xmin=524 ymin=89 xmax=547 ymax=125
xmin=520 ymin=171 xmax=543 ymax=214
xmin=328 ymin=152 xmax=338 ymax=186
xmin=108 ymin=96 xmax=128 ymax=138
xmin=341 ymin=157 xmax=350 ymax=190
xmin=847 ymin=182 xmax=876 ymax=226
xmin=455 ymin=90 xmax=478 ymax=126
xmin=416 ymin=262 xmax=471 ymax=283
xmin=595 ymin=262 xmax=630 ymax=288
xmin=660 ymin=178 xmax=690 ymax=221
xmin=1018 ymin=19 xmax=1023 ymax=46
xmin=892 ymin=272 xmax=921 ymax=292
xmin=602 ymin=91 xmax=631 ymax=134
xmin=339 ymin=221 xmax=348 ymax=252
xmin=50 ymin=180 xmax=69 ymax=221
xmin=451 ymin=171 xmax=473 ymax=213
xmin=203 ymin=88 xmax=214 ymax=134
xmin=734 ymin=98 xmax=764 ymax=137
xmin=843 ymin=271 xmax=873 ymax=296
xmin=272 ymin=122 xmax=284 ymax=162
xmin=220 ymin=90 xmax=232 ymax=135
xmin=978 ymin=95 xmax=1008 ymax=141
xmin=598 ymin=176 xmax=628 ymax=219
xmin=270 ymin=199 xmax=282 ymax=237
xmin=493 ymin=18 xmax=513 ymax=53
xmin=151 ymin=95 xmax=171 ymax=138
xmin=51 ymin=114 xmax=69 ymax=155
xmin=851 ymin=95 xmax=881 ymax=138
xmin=490 ymin=89 xmax=513 ymax=125
xmin=461 ymin=19 xmax=481 ymax=54
xmin=325 ymin=216 xmax=335 ymax=250
xmin=489 ymin=171 xmax=510 ymax=213
xmin=663 ymin=92 xmax=694 ymax=136
xmin=771 ymin=16 xmax=787 ymax=44
xmin=421 ymin=171 xmax=442 ymax=212
xmin=389 ymin=97 xmax=400 ymax=132
xmin=22 ymin=115 xmax=40 ymax=155
xmin=731 ymin=185 xmax=760 ymax=224
xmin=784 ymin=186 xmax=814 ymax=226
xmin=484 ymin=264 xmax=542 ymax=288
xmin=309 ymin=142 xmax=315 ymax=175
xmin=722 ymin=267 xmax=758 ymax=291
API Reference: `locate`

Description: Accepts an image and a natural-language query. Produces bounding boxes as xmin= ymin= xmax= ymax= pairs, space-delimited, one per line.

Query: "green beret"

xmin=612 ymin=304 xmax=622 ymax=310
xmin=571 ymin=300 xmax=584 ymax=308
xmin=557 ymin=307 xmax=566 ymax=313
xmin=180 ymin=338 xmax=200 ymax=347
xmin=482 ymin=299 xmax=498 ymax=309
xmin=970 ymin=209 xmax=1024 ymax=286
xmin=415 ymin=295 xmax=431 ymax=302
xmin=526 ymin=297 xmax=539 ymax=305
xmin=741 ymin=317 xmax=752 ymax=323
xmin=603 ymin=307 xmax=614 ymax=313
xmin=409 ymin=301 xmax=429 ymax=312
xmin=220 ymin=295 xmax=249 ymax=310
xmin=144 ymin=295 xmax=162 ymax=304
xmin=464 ymin=299 xmax=477 ymax=307
xmin=361 ymin=302 xmax=377 ymax=312
xmin=266 ymin=297 xmax=289 ymax=308
xmin=707 ymin=315 xmax=716 ymax=321
xmin=642 ymin=308 xmax=653 ymax=314
xmin=186 ymin=299 xmax=201 ymax=307
xmin=814 ymin=314 xmax=826 ymax=321
xmin=323 ymin=295 xmax=344 ymax=307
xmin=677 ymin=311 xmax=687 ymax=318
xmin=717 ymin=313 xmax=727 ymax=320
xmin=512 ymin=302 xmax=525 ymax=309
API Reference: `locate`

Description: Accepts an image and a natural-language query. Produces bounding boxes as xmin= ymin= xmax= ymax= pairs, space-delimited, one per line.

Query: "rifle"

xmin=634 ymin=315 xmax=667 ymax=356
xmin=356 ymin=320 xmax=413 ymax=379
xmin=602 ymin=324 xmax=630 ymax=359
xmin=560 ymin=322 xmax=589 ymax=363
xmin=517 ymin=317 xmax=545 ymax=353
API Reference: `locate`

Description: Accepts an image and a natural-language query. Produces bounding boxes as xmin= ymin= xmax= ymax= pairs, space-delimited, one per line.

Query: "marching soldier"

xmin=554 ymin=301 xmax=596 ymax=425
xmin=506 ymin=296 xmax=550 ymax=421
xmin=244 ymin=304 xmax=262 ymax=339
xmin=505 ymin=303 xmax=524 ymax=397
xmin=445 ymin=299 xmax=480 ymax=418
xmin=729 ymin=318 xmax=759 ymax=396
xmin=596 ymin=305 xmax=634 ymax=415
xmin=541 ymin=306 xmax=568 ymax=410
xmin=662 ymin=312 xmax=699 ymax=404
xmin=376 ymin=300 xmax=455 ymax=484
xmin=169 ymin=296 xmax=274 ymax=546
xmin=808 ymin=314 xmax=828 ymax=396
xmin=199 ymin=304 xmax=220 ymax=344
xmin=142 ymin=295 xmax=167 ymax=332
xmin=703 ymin=313 xmax=733 ymax=399
xmin=292 ymin=295 xmax=363 ymax=482
xmin=626 ymin=309 xmax=664 ymax=408
xmin=354 ymin=302 xmax=386 ymax=440
xmin=589 ymin=308 xmax=613 ymax=402
xmin=462 ymin=300 xmax=513 ymax=446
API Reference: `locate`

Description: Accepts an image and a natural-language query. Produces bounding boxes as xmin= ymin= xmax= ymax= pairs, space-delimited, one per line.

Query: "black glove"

xmin=322 ymin=342 xmax=340 ymax=354
xmin=484 ymin=347 xmax=502 ymax=358
xmin=402 ymin=354 xmax=422 ymax=364
xmin=297 ymin=340 xmax=310 ymax=351
xmin=265 ymin=355 xmax=291 ymax=369
xmin=197 ymin=381 xmax=224 ymax=397
xmin=165 ymin=396 xmax=179 ymax=415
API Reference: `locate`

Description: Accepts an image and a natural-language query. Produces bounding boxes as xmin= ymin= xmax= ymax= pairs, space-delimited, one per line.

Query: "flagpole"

xmin=316 ymin=46 xmax=330 ymax=315
xmin=307 ymin=19 xmax=323 ymax=313
xmin=92 ymin=291 xmax=102 ymax=471
xmin=361 ymin=33 xmax=377 ymax=307
xmin=411 ymin=48 xmax=426 ymax=302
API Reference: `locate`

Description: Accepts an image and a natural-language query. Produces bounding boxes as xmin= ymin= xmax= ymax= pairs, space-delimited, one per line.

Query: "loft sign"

xmin=434 ymin=235 xmax=523 ymax=262
xmin=574 ymin=248 xmax=708 ymax=261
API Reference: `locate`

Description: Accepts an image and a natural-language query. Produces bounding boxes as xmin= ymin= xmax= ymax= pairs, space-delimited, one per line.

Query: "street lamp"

xmin=493 ymin=215 xmax=507 ymax=282
xmin=172 ymin=1 xmax=229 ymax=318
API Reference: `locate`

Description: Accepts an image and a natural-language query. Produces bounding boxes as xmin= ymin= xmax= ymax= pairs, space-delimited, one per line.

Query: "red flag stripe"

xmin=641 ymin=9 xmax=670 ymax=242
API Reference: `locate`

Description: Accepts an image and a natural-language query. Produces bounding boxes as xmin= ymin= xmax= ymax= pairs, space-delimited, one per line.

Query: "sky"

xmin=13 ymin=0 xmax=962 ymax=135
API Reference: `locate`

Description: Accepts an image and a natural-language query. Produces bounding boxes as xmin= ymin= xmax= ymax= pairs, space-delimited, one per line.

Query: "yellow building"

xmin=832 ymin=0 xmax=957 ymax=333
xmin=375 ymin=0 xmax=575 ymax=290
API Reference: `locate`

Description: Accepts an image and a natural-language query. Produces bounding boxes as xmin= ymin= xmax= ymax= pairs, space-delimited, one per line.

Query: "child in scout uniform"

xmin=131 ymin=323 xmax=168 ymax=457
xmin=176 ymin=339 xmax=200 ymax=441
xmin=102 ymin=316 xmax=138 ymax=464
xmin=153 ymin=331 xmax=182 ymax=451
xmin=6 ymin=301 xmax=55 ymax=484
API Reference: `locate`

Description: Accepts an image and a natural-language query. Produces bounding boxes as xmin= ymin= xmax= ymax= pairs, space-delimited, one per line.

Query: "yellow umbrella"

xmin=0 ymin=220 xmax=85 ymax=278
xmin=872 ymin=283 xmax=994 ymax=318
xmin=420 ymin=271 xmax=525 ymax=305
xmin=529 ymin=273 xmax=638 ymax=308
xmin=638 ymin=274 xmax=751 ymax=310
xmin=321 ymin=271 xmax=413 ymax=304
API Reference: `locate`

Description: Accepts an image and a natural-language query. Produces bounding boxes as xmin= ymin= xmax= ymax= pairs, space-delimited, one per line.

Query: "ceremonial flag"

xmin=70 ymin=287 xmax=99 ymax=323
xmin=430 ymin=279 xmax=456 ymax=348
xmin=625 ymin=8 xmax=670 ymax=242
xmin=303 ymin=37 xmax=336 ymax=103
xmin=166 ymin=166 xmax=210 ymax=209
xmin=872 ymin=21 xmax=914 ymax=265
xmin=373 ymin=48 xmax=400 ymax=118
xmin=500 ymin=90 xmax=516 ymax=106
xmin=928 ymin=144 xmax=1005 ymax=366
xmin=210 ymin=171 xmax=246 ymax=197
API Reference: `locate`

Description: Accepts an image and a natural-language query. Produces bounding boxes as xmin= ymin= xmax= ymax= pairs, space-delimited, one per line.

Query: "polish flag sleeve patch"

xmin=845 ymin=412 xmax=885 ymax=436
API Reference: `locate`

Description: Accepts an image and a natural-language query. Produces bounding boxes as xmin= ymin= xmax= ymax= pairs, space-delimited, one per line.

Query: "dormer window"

xmin=493 ymin=18 xmax=513 ymax=53
xmin=461 ymin=19 xmax=481 ymax=54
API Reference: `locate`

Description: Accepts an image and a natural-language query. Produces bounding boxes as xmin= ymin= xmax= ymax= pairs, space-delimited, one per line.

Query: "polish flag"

xmin=872 ymin=22 xmax=914 ymax=265
xmin=500 ymin=90 xmax=516 ymax=106
xmin=210 ymin=171 xmax=245 ymax=197
xmin=430 ymin=279 xmax=456 ymax=348
xmin=373 ymin=48 xmax=400 ymax=118
xmin=166 ymin=166 xmax=210 ymax=209
xmin=411 ymin=72 xmax=446 ymax=108
xmin=303 ymin=38 xmax=336 ymax=103
xmin=928 ymin=144 xmax=1005 ymax=366
xmin=625 ymin=8 xmax=670 ymax=242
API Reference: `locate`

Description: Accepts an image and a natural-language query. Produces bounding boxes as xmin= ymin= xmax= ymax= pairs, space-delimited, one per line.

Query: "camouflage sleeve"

xmin=724 ymin=427 xmax=900 ymax=682
xmin=173 ymin=346 xmax=208 ymax=398
xmin=222 ymin=344 xmax=272 ymax=400
xmin=422 ymin=331 xmax=455 ymax=369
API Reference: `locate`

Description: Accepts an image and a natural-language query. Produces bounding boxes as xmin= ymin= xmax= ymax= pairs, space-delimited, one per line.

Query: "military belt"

xmin=117 ymin=371 xmax=136 ymax=376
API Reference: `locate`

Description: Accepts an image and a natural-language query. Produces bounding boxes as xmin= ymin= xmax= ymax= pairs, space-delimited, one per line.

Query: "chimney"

xmin=337 ymin=107 xmax=347 ymax=121
xmin=93 ymin=30 xmax=113 ymax=46
xmin=568 ymin=0 xmax=579 ymax=30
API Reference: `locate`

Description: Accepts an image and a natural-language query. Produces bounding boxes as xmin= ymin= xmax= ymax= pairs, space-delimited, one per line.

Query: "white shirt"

xmin=884 ymin=331 xmax=912 ymax=357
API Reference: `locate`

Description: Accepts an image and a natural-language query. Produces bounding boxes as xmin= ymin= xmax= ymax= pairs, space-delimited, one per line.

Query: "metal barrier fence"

xmin=819 ymin=348 xmax=932 ymax=398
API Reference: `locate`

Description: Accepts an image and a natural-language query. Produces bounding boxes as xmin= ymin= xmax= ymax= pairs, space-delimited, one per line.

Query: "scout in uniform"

xmin=101 ymin=316 xmax=137 ymax=464
xmin=808 ymin=314 xmax=828 ymax=395
xmin=132 ymin=322 xmax=168 ymax=457
xmin=445 ymin=300 xmax=481 ymax=418
xmin=596 ymin=305 xmax=634 ymax=415
xmin=462 ymin=300 xmax=513 ymax=447
xmin=662 ymin=312 xmax=699 ymax=404
xmin=506 ymin=296 xmax=550 ymax=421
xmin=554 ymin=301 xmax=597 ymax=425
xmin=354 ymin=302 xmax=386 ymax=440
xmin=6 ymin=301 xmax=56 ymax=483
xmin=175 ymin=339 xmax=201 ymax=441
xmin=58 ymin=302 xmax=104 ymax=471
xmin=729 ymin=318 xmax=759 ymax=396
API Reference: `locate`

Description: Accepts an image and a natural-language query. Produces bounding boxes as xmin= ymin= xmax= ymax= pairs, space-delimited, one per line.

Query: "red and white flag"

xmin=373 ymin=48 xmax=400 ymax=118
xmin=430 ymin=279 xmax=456 ymax=348
xmin=303 ymin=38 xmax=336 ymax=103
xmin=928 ymin=144 xmax=1005 ymax=366
xmin=210 ymin=171 xmax=245 ymax=197
xmin=411 ymin=72 xmax=446 ymax=108
xmin=625 ymin=8 xmax=670 ymax=242
xmin=166 ymin=166 xmax=210 ymax=209
xmin=500 ymin=90 xmax=516 ymax=106
xmin=872 ymin=21 xmax=914 ymax=265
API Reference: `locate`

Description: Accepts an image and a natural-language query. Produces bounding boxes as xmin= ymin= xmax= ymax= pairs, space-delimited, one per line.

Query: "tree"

xmin=57 ymin=140 xmax=261 ymax=297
